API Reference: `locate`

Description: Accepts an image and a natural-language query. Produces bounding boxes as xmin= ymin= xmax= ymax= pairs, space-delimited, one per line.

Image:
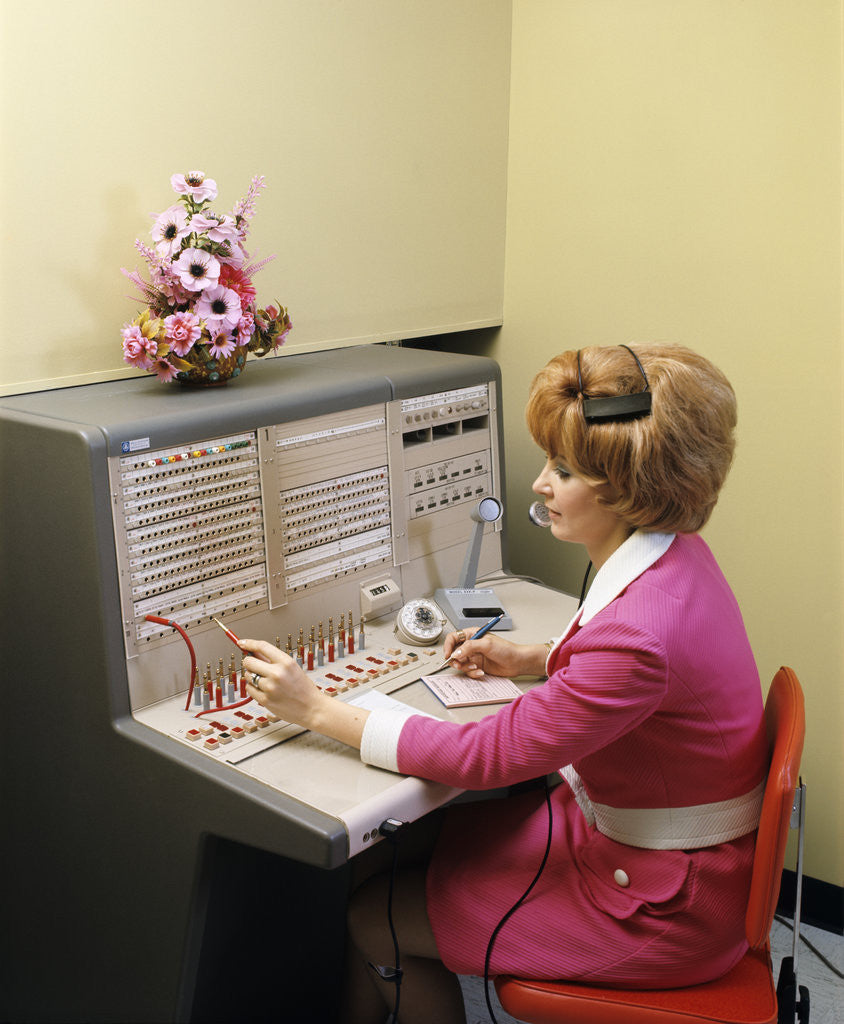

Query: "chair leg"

xmin=776 ymin=780 xmax=810 ymax=1023
xmin=776 ymin=955 xmax=811 ymax=1022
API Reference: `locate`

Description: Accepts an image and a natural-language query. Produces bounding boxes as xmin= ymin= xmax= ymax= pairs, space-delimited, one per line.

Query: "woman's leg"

xmin=344 ymin=867 xmax=466 ymax=1024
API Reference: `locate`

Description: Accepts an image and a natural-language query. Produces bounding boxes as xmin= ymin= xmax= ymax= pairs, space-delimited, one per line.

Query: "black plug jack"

xmin=379 ymin=817 xmax=404 ymax=840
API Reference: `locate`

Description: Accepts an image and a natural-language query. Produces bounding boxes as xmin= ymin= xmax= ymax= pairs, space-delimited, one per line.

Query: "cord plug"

xmin=369 ymin=962 xmax=403 ymax=982
xmin=379 ymin=818 xmax=404 ymax=839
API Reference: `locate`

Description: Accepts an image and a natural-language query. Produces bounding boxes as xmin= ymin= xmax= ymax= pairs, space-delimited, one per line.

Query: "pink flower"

xmin=151 ymin=358 xmax=180 ymax=382
xmin=152 ymin=267 xmax=192 ymax=307
xmin=217 ymin=242 xmax=246 ymax=268
xmin=164 ymin=311 xmax=202 ymax=356
xmin=207 ymin=332 xmax=237 ymax=359
xmin=151 ymin=205 xmax=190 ymax=257
xmin=121 ymin=325 xmax=157 ymax=368
xmin=191 ymin=213 xmax=241 ymax=245
xmin=196 ymin=284 xmax=242 ymax=334
xmin=219 ymin=263 xmax=257 ymax=308
xmin=232 ymin=175 xmax=266 ymax=223
xmin=266 ymin=305 xmax=292 ymax=351
xmin=273 ymin=319 xmax=292 ymax=351
xmin=173 ymin=247 xmax=221 ymax=292
xmin=235 ymin=312 xmax=255 ymax=343
xmin=170 ymin=171 xmax=218 ymax=202
xmin=120 ymin=172 xmax=290 ymax=381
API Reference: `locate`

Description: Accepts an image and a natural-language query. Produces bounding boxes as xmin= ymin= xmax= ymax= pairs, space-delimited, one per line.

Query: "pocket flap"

xmin=578 ymin=831 xmax=693 ymax=919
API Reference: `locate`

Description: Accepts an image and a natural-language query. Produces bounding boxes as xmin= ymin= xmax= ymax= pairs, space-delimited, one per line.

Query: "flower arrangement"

xmin=121 ymin=171 xmax=291 ymax=383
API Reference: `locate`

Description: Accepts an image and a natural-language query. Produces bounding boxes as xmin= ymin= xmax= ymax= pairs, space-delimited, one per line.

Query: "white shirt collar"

xmin=554 ymin=531 xmax=676 ymax=646
xmin=579 ymin=530 xmax=675 ymax=624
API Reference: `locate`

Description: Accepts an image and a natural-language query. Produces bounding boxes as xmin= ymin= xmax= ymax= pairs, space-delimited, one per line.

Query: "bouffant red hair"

xmin=525 ymin=344 xmax=737 ymax=533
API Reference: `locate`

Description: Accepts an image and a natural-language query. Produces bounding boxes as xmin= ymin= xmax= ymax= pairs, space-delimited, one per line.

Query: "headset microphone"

xmin=528 ymin=501 xmax=551 ymax=527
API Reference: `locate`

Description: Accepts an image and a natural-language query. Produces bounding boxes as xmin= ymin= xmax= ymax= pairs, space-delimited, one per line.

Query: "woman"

xmin=240 ymin=344 xmax=768 ymax=1024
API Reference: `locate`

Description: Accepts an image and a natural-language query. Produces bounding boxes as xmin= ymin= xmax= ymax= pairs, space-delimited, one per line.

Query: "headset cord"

xmin=578 ymin=559 xmax=593 ymax=608
xmin=481 ymin=563 xmax=589 ymax=1021
xmin=483 ymin=776 xmax=554 ymax=1024
xmin=387 ymin=837 xmax=402 ymax=1024
xmin=369 ymin=819 xmax=404 ymax=1024
xmin=379 ymin=564 xmax=588 ymax=1023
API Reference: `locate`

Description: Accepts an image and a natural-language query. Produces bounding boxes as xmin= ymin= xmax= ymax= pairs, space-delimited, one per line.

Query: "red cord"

xmin=144 ymin=615 xmax=198 ymax=711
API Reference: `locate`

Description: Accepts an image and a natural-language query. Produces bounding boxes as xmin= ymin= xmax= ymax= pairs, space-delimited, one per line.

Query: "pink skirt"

xmin=425 ymin=784 xmax=755 ymax=987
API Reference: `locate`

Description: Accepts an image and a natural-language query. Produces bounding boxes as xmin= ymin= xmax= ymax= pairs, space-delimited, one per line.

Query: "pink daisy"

xmin=151 ymin=358 xmax=180 ymax=382
xmin=219 ymin=263 xmax=257 ymax=308
xmin=170 ymin=171 xmax=218 ymax=202
xmin=173 ymin=248 xmax=221 ymax=292
xmin=207 ymin=332 xmax=237 ymax=359
xmin=195 ymin=284 xmax=242 ymax=335
xmin=164 ymin=311 xmax=202 ymax=356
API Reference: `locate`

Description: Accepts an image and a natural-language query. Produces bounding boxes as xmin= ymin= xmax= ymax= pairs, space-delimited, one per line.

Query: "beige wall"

xmin=2 ymin=0 xmax=840 ymax=888
xmin=491 ymin=0 xmax=842 ymax=886
xmin=0 ymin=0 xmax=509 ymax=395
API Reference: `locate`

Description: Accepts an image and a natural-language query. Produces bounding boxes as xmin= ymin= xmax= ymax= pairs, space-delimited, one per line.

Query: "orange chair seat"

xmin=496 ymin=944 xmax=777 ymax=1024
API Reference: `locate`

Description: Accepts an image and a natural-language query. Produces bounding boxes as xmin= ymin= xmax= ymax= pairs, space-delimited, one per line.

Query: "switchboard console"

xmin=1 ymin=346 xmax=576 ymax=1022
xmin=100 ymin=354 xmax=502 ymax=812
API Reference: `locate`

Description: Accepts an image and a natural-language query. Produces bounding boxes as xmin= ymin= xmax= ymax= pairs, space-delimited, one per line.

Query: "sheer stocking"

xmin=342 ymin=867 xmax=466 ymax=1024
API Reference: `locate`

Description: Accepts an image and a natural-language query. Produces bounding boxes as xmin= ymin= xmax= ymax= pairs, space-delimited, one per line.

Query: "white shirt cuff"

xmin=360 ymin=706 xmax=417 ymax=772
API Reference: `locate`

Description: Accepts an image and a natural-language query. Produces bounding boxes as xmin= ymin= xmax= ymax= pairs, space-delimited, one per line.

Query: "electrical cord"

xmin=774 ymin=914 xmax=844 ymax=979
xmin=144 ymin=614 xmax=197 ymax=709
xmin=482 ymin=558 xmax=844 ymax=1014
xmin=375 ymin=559 xmax=591 ymax=1023
xmin=369 ymin=818 xmax=405 ymax=1024
xmin=578 ymin=560 xmax=593 ymax=607
xmin=480 ymin=560 xmax=590 ymax=1023
xmin=483 ymin=776 xmax=554 ymax=1024
xmin=479 ymin=570 xmax=548 ymax=588
xmin=481 ymin=561 xmax=594 ymax=599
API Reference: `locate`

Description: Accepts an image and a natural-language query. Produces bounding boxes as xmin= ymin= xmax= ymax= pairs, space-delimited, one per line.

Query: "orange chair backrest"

xmin=745 ymin=666 xmax=805 ymax=948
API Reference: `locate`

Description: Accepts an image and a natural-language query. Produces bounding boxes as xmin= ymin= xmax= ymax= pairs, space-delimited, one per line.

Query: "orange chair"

xmin=495 ymin=666 xmax=808 ymax=1024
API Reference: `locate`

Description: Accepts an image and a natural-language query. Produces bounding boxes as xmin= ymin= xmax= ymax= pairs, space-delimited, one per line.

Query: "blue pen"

xmin=468 ymin=612 xmax=504 ymax=640
xmin=437 ymin=612 xmax=505 ymax=674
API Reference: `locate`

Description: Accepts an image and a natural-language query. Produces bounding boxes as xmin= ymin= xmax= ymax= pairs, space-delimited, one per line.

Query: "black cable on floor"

xmin=774 ymin=913 xmax=844 ymax=979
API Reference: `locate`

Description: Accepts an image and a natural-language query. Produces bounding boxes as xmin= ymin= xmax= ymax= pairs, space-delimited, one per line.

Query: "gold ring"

xmin=456 ymin=630 xmax=467 ymax=643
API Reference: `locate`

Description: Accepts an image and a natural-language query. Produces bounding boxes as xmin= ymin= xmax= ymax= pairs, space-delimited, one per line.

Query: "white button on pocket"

xmin=613 ymin=869 xmax=630 ymax=887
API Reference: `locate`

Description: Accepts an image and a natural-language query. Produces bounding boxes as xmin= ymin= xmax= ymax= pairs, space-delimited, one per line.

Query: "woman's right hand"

xmin=442 ymin=630 xmax=549 ymax=680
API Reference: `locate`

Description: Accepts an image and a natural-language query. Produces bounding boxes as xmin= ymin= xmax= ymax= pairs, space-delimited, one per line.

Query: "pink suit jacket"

xmin=395 ymin=533 xmax=768 ymax=986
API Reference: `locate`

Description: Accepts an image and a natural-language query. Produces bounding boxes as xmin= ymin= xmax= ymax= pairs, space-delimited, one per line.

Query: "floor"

xmin=457 ymin=916 xmax=844 ymax=1024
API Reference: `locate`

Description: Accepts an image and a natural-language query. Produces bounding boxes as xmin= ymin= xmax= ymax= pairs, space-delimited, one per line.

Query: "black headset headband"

xmin=576 ymin=344 xmax=652 ymax=422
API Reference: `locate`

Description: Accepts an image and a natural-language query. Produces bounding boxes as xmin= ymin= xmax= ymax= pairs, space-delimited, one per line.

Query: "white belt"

xmin=559 ymin=766 xmax=765 ymax=850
